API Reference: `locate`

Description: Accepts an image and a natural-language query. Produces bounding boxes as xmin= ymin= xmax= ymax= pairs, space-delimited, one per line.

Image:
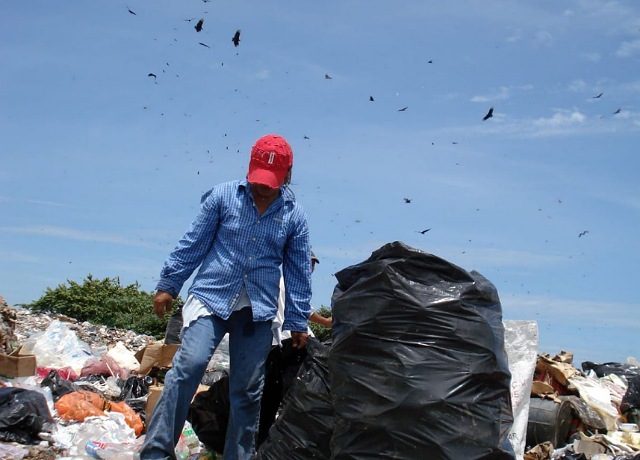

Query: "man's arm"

xmin=309 ymin=311 xmax=332 ymax=328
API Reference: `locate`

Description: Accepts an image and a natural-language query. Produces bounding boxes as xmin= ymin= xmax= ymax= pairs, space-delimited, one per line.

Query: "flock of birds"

xmin=124 ymin=4 xmax=594 ymax=246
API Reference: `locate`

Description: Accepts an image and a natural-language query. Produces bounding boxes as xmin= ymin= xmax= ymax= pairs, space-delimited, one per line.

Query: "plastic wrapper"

xmin=329 ymin=241 xmax=514 ymax=460
xmin=80 ymin=353 xmax=127 ymax=379
xmin=504 ymin=320 xmax=539 ymax=459
xmin=51 ymin=411 xmax=137 ymax=454
xmin=105 ymin=341 xmax=140 ymax=375
xmin=0 ymin=387 xmax=54 ymax=444
xmin=568 ymin=374 xmax=620 ymax=432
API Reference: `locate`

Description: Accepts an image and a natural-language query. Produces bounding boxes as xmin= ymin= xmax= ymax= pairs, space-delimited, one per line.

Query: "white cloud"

xmin=581 ymin=52 xmax=601 ymax=63
xmin=616 ymin=39 xmax=640 ymax=58
xmin=471 ymin=85 xmax=531 ymax=103
xmin=24 ymin=199 xmax=77 ymax=208
xmin=439 ymin=246 xmax=570 ymax=270
xmin=533 ymin=109 xmax=586 ymax=127
xmin=0 ymin=250 xmax=39 ymax=263
xmin=505 ymin=29 xmax=523 ymax=43
xmin=533 ymin=30 xmax=554 ymax=47
xmin=568 ymin=80 xmax=587 ymax=92
xmin=504 ymin=294 xmax=640 ymax=330
xmin=0 ymin=226 xmax=161 ymax=249
xmin=252 ymin=69 xmax=270 ymax=80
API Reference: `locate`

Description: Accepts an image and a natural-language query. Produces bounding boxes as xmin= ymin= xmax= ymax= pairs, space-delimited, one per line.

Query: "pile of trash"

xmin=1 ymin=242 xmax=639 ymax=460
xmin=0 ymin=301 xmax=219 ymax=460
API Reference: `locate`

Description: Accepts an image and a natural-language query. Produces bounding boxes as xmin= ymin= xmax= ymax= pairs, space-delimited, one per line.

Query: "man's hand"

xmin=153 ymin=290 xmax=174 ymax=319
xmin=291 ymin=331 xmax=309 ymax=349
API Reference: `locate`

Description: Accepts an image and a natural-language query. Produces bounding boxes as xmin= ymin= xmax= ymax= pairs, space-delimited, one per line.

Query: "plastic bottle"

xmin=85 ymin=440 xmax=137 ymax=460
xmin=176 ymin=421 xmax=202 ymax=460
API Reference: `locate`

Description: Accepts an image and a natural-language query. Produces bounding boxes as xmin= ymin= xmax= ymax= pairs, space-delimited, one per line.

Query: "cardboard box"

xmin=0 ymin=347 xmax=37 ymax=378
xmin=135 ymin=342 xmax=180 ymax=375
xmin=145 ymin=384 xmax=210 ymax=419
xmin=146 ymin=384 xmax=164 ymax=418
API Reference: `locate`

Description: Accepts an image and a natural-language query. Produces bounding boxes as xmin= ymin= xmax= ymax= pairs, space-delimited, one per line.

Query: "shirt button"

xmin=252 ymin=237 xmax=256 ymax=241
xmin=244 ymin=275 xmax=248 ymax=279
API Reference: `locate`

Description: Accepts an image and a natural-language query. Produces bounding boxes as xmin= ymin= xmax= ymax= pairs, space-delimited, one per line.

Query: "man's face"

xmin=250 ymin=182 xmax=280 ymax=199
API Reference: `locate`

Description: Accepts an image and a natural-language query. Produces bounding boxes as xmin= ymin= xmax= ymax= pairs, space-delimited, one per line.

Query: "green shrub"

xmin=24 ymin=274 xmax=172 ymax=338
xmin=309 ymin=306 xmax=332 ymax=342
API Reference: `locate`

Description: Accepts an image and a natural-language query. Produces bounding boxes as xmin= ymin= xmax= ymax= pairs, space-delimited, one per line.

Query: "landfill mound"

xmin=1 ymin=241 xmax=640 ymax=460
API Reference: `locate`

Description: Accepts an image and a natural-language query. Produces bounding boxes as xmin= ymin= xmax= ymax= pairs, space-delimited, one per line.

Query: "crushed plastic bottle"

xmin=85 ymin=440 xmax=137 ymax=460
xmin=176 ymin=420 xmax=202 ymax=460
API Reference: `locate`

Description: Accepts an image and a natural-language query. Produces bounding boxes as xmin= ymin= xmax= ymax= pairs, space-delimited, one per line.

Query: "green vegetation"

xmin=24 ymin=274 xmax=170 ymax=338
xmin=24 ymin=274 xmax=334 ymax=343
xmin=309 ymin=306 xmax=333 ymax=342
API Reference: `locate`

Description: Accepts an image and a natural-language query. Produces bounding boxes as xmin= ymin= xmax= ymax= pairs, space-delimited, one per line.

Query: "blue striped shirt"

xmin=156 ymin=179 xmax=312 ymax=332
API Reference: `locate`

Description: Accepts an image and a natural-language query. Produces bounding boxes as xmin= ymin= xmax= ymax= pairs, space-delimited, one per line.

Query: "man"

xmin=140 ymin=134 xmax=312 ymax=460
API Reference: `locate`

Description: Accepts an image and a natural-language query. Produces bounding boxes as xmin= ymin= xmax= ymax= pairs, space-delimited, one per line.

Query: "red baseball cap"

xmin=247 ymin=134 xmax=293 ymax=189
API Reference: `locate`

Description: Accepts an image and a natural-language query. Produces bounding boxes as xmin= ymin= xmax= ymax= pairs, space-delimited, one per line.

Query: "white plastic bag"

xmin=20 ymin=320 xmax=93 ymax=375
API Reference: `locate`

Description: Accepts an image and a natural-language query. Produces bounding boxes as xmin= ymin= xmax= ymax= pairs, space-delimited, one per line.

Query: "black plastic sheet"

xmin=621 ymin=375 xmax=640 ymax=414
xmin=581 ymin=361 xmax=640 ymax=382
xmin=0 ymin=387 xmax=54 ymax=444
xmin=329 ymin=241 xmax=514 ymax=460
xmin=40 ymin=369 xmax=79 ymax=401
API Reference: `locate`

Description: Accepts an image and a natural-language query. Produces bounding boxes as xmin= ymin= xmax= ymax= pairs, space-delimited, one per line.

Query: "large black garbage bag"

xmin=256 ymin=338 xmax=332 ymax=460
xmin=189 ymin=339 xmax=308 ymax=454
xmin=329 ymin=241 xmax=515 ymax=460
xmin=188 ymin=370 xmax=230 ymax=454
xmin=0 ymin=387 xmax=54 ymax=444
xmin=257 ymin=338 xmax=308 ymax=446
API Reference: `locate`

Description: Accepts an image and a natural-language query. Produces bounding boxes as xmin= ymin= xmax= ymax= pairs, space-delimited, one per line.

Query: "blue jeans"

xmin=140 ymin=307 xmax=274 ymax=460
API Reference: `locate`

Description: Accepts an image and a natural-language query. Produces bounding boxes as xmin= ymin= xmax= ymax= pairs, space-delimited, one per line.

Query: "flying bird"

xmin=417 ymin=228 xmax=431 ymax=234
xmin=613 ymin=108 xmax=621 ymax=115
xmin=148 ymin=72 xmax=156 ymax=79
xmin=403 ymin=197 xmax=412 ymax=203
xmin=369 ymin=96 xmax=374 ymax=102
xmin=398 ymin=106 xmax=408 ymax=112
xmin=482 ymin=107 xmax=494 ymax=121
xmin=126 ymin=5 xmax=136 ymax=15
xmin=199 ymin=42 xmax=211 ymax=48
xmin=195 ymin=19 xmax=204 ymax=32
xmin=232 ymin=30 xmax=241 ymax=47
xmin=592 ymin=92 xmax=603 ymax=99
xmin=578 ymin=230 xmax=589 ymax=238
xmin=324 ymin=73 xmax=332 ymax=79
xmin=427 ymin=59 xmax=433 ymax=64
xmin=304 ymin=135 xmax=310 ymax=139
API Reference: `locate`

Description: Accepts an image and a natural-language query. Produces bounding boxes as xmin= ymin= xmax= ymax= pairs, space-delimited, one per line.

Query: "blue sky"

xmin=1 ymin=1 xmax=639 ymax=366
